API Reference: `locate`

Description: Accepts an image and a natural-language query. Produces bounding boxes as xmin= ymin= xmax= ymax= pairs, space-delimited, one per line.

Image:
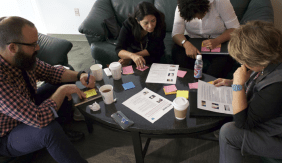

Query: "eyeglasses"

xmin=7 ymin=41 xmax=39 ymax=50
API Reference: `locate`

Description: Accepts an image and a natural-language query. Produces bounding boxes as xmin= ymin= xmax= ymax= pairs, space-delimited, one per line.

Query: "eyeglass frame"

xmin=7 ymin=41 xmax=39 ymax=51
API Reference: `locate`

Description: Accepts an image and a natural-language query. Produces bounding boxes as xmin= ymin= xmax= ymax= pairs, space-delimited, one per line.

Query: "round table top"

xmin=77 ymin=65 xmax=228 ymax=135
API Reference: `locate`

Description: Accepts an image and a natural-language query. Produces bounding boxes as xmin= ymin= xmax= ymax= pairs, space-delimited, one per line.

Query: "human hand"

xmin=118 ymin=59 xmax=131 ymax=67
xmin=61 ymin=84 xmax=86 ymax=101
xmin=131 ymin=53 xmax=146 ymax=69
xmin=233 ymin=65 xmax=252 ymax=85
xmin=202 ymin=39 xmax=219 ymax=50
xmin=80 ymin=73 xmax=96 ymax=88
xmin=213 ymin=78 xmax=233 ymax=87
xmin=183 ymin=41 xmax=201 ymax=59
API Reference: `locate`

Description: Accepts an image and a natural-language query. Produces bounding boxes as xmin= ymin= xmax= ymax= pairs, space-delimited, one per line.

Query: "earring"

xmin=261 ymin=68 xmax=264 ymax=75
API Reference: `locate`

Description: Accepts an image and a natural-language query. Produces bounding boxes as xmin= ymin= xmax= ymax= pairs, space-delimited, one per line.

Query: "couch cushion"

xmin=240 ymin=0 xmax=274 ymax=24
xmin=111 ymin=0 xmax=154 ymax=26
xmin=162 ymin=32 xmax=174 ymax=64
xmin=154 ymin=0 xmax=178 ymax=32
xmin=229 ymin=0 xmax=251 ymax=22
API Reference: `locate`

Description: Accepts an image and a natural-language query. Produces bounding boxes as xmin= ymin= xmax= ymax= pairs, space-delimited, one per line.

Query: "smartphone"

xmin=111 ymin=111 xmax=134 ymax=129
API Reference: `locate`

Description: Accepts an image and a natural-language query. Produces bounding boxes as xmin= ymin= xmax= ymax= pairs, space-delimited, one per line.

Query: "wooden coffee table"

xmin=76 ymin=65 xmax=231 ymax=163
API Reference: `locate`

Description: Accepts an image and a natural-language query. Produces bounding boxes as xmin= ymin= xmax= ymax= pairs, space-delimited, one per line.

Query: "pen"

xmin=86 ymin=71 xmax=90 ymax=85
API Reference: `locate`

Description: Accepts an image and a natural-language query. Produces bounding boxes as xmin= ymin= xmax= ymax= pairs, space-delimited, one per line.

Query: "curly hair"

xmin=177 ymin=0 xmax=210 ymax=22
xmin=128 ymin=1 xmax=166 ymax=42
xmin=228 ymin=21 xmax=282 ymax=68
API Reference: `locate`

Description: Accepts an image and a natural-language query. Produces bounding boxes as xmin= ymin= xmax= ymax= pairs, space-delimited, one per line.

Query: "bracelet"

xmin=231 ymin=84 xmax=243 ymax=91
xmin=77 ymin=70 xmax=86 ymax=81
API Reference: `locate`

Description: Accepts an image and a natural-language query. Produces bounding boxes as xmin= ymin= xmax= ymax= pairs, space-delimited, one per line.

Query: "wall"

xmin=0 ymin=0 xmax=94 ymax=34
xmin=270 ymin=0 xmax=282 ymax=31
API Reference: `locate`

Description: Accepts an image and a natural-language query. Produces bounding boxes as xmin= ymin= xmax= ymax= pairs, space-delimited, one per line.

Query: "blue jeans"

xmin=219 ymin=122 xmax=282 ymax=163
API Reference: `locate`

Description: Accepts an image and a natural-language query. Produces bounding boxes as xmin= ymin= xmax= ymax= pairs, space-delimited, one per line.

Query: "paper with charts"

xmin=145 ymin=63 xmax=179 ymax=84
xmin=197 ymin=80 xmax=233 ymax=115
xmin=122 ymin=88 xmax=173 ymax=123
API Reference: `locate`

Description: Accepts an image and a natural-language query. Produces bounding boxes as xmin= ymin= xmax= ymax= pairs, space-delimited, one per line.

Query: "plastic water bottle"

xmin=194 ymin=55 xmax=203 ymax=79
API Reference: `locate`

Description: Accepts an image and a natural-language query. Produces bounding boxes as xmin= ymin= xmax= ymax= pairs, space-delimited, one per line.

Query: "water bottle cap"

xmin=196 ymin=55 xmax=202 ymax=60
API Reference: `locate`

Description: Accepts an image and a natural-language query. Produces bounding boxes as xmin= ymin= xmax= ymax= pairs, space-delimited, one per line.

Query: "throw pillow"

xmin=104 ymin=16 xmax=121 ymax=39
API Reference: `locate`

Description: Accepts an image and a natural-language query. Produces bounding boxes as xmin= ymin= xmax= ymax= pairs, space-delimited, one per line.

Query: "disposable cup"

xmin=99 ymin=85 xmax=114 ymax=104
xmin=172 ymin=97 xmax=189 ymax=120
xmin=90 ymin=64 xmax=103 ymax=81
xmin=109 ymin=62 xmax=121 ymax=80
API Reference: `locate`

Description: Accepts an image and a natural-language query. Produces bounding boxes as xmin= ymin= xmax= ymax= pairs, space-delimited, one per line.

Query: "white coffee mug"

xmin=109 ymin=62 xmax=122 ymax=80
xmin=99 ymin=85 xmax=114 ymax=104
xmin=90 ymin=64 xmax=103 ymax=81
xmin=172 ymin=97 xmax=189 ymax=120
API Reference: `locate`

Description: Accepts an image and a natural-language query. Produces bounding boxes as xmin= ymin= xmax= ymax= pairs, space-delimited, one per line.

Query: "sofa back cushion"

xmin=229 ymin=0 xmax=251 ymax=22
xmin=154 ymin=0 xmax=178 ymax=32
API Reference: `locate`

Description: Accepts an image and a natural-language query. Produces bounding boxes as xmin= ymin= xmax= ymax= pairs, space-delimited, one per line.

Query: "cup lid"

xmin=109 ymin=62 xmax=121 ymax=69
xmin=172 ymin=97 xmax=189 ymax=110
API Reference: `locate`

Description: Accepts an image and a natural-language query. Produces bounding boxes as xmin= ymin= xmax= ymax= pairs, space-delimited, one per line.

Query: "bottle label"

xmin=194 ymin=68 xmax=202 ymax=78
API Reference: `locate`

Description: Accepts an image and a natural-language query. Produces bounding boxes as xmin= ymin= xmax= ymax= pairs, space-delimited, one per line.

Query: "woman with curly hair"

xmin=172 ymin=0 xmax=240 ymax=78
xmin=116 ymin=1 xmax=166 ymax=68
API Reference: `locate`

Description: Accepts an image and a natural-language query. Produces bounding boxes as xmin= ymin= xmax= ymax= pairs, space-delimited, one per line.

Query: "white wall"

xmin=0 ymin=0 xmax=94 ymax=34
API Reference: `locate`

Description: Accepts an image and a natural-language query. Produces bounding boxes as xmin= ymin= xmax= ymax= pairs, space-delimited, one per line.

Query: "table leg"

xmin=131 ymin=131 xmax=144 ymax=163
xmin=84 ymin=117 xmax=93 ymax=133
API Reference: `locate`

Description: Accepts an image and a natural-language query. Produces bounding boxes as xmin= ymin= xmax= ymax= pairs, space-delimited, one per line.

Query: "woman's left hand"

xmin=202 ymin=39 xmax=220 ymax=50
xmin=233 ymin=65 xmax=252 ymax=85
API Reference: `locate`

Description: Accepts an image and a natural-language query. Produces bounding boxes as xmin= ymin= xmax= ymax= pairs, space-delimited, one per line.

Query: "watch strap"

xmin=232 ymin=84 xmax=243 ymax=91
xmin=77 ymin=70 xmax=86 ymax=81
xmin=181 ymin=40 xmax=186 ymax=47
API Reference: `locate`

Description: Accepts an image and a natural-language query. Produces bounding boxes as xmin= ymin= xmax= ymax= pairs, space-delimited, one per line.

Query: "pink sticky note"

xmin=201 ymin=46 xmax=210 ymax=52
xmin=188 ymin=82 xmax=198 ymax=89
xmin=177 ymin=70 xmax=187 ymax=78
xmin=164 ymin=85 xmax=177 ymax=93
xmin=136 ymin=66 xmax=149 ymax=71
xmin=122 ymin=65 xmax=134 ymax=74
xmin=211 ymin=47 xmax=221 ymax=52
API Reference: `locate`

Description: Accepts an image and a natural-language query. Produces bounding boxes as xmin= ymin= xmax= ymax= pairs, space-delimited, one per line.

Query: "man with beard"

xmin=0 ymin=16 xmax=94 ymax=162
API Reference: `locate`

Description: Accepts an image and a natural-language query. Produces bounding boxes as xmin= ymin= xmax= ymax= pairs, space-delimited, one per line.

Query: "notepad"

xmin=188 ymin=82 xmax=198 ymax=89
xmin=122 ymin=65 xmax=134 ymax=74
xmin=177 ymin=70 xmax=187 ymax=78
xmin=136 ymin=66 xmax=149 ymax=71
xmin=84 ymin=89 xmax=97 ymax=98
xmin=122 ymin=82 xmax=135 ymax=90
xmin=176 ymin=90 xmax=189 ymax=99
xmin=201 ymin=42 xmax=221 ymax=52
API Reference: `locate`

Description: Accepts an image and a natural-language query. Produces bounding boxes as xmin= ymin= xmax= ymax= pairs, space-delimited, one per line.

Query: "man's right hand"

xmin=183 ymin=41 xmax=201 ymax=59
xmin=60 ymin=84 xmax=86 ymax=101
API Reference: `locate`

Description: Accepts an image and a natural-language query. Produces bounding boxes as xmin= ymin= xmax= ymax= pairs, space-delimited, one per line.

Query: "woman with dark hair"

xmin=214 ymin=21 xmax=282 ymax=163
xmin=172 ymin=0 xmax=240 ymax=78
xmin=115 ymin=1 xmax=166 ymax=68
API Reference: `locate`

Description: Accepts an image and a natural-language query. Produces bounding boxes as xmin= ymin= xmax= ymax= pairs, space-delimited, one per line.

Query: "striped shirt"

xmin=0 ymin=55 xmax=65 ymax=137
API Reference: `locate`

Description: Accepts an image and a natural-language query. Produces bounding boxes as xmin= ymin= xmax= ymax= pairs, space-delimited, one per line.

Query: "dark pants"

xmin=172 ymin=37 xmax=234 ymax=78
xmin=219 ymin=122 xmax=282 ymax=163
xmin=0 ymin=83 xmax=87 ymax=163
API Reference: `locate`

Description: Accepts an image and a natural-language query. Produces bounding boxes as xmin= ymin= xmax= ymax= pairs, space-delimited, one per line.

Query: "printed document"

xmin=122 ymin=88 xmax=173 ymax=123
xmin=145 ymin=63 xmax=179 ymax=84
xmin=197 ymin=80 xmax=233 ymax=115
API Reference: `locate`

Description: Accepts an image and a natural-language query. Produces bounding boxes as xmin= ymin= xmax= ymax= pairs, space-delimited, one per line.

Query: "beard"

xmin=14 ymin=49 xmax=37 ymax=71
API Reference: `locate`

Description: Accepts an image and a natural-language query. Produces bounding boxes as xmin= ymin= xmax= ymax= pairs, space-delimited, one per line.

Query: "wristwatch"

xmin=181 ymin=40 xmax=186 ymax=47
xmin=232 ymin=84 xmax=243 ymax=91
xmin=77 ymin=70 xmax=86 ymax=81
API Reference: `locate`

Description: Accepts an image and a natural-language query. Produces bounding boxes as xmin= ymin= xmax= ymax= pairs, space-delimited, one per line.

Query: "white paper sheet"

xmin=122 ymin=88 xmax=173 ymax=123
xmin=197 ymin=80 xmax=233 ymax=115
xmin=145 ymin=63 xmax=179 ymax=84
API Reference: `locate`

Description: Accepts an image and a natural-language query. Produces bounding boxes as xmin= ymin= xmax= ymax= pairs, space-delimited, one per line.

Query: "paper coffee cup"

xmin=109 ymin=62 xmax=121 ymax=80
xmin=172 ymin=97 xmax=189 ymax=120
xmin=99 ymin=85 xmax=114 ymax=104
xmin=90 ymin=64 xmax=103 ymax=81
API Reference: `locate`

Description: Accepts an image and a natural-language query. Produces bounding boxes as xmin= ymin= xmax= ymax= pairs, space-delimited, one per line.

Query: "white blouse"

xmin=172 ymin=0 xmax=240 ymax=38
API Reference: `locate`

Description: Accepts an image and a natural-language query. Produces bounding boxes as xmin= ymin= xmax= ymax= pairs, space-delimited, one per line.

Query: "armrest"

xmin=240 ymin=0 xmax=274 ymax=24
xmin=37 ymin=33 xmax=73 ymax=66
xmin=78 ymin=0 xmax=115 ymax=42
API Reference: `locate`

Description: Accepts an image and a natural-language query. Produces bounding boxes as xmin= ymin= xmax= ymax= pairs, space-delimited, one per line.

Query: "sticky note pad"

xmin=136 ymin=66 xmax=149 ymax=71
xmin=163 ymin=88 xmax=177 ymax=95
xmin=177 ymin=70 xmax=187 ymax=78
xmin=164 ymin=85 xmax=177 ymax=93
xmin=201 ymin=42 xmax=210 ymax=52
xmin=208 ymin=81 xmax=214 ymax=84
xmin=188 ymin=82 xmax=198 ymax=89
xmin=122 ymin=66 xmax=134 ymax=74
xmin=84 ymin=89 xmax=97 ymax=98
xmin=122 ymin=82 xmax=135 ymax=90
xmin=211 ymin=44 xmax=221 ymax=52
xmin=176 ymin=90 xmax=189 ymax=99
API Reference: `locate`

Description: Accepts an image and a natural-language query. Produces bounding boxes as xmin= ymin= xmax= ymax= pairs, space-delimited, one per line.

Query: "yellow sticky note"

xmin=84 ymin=89 xmax=97 ymax=98
xmin=176 ymin=90 xmax=189 ymax=99
xmin=208 ymin=81 xmax=214 ymax=85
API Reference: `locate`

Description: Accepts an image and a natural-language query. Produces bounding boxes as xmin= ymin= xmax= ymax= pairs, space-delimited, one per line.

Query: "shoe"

xmin=64 ymin=129 xmax=85 ymax=142
xmin=73 ymin=108 xmax=85 ymax=121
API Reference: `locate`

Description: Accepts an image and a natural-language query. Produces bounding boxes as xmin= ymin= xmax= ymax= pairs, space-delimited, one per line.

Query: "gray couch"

xmin=79 ymin=0 xmax=274 ymax=68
